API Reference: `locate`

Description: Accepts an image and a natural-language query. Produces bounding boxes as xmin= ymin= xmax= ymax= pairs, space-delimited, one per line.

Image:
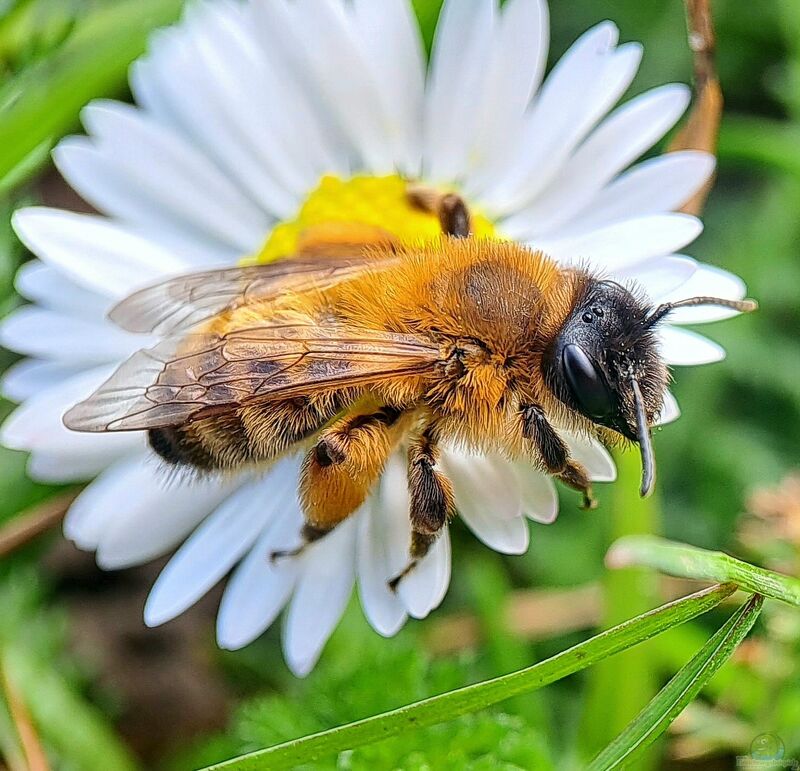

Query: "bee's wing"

xmin=63 ymin=323 xmax=439 ymax=432
xmin=110 ymin=253 xmax=398 ymax=336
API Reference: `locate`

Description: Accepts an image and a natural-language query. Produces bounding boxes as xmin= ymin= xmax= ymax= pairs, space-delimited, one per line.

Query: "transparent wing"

xmin=110 ymin=252 xmax=399 ymax=336
xmin=63 ymin=322 xmax=438 ymax=432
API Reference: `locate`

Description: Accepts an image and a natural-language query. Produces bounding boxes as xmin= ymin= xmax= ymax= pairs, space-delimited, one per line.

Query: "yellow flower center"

xmin=247 ymin=174 xmax=497 ymax=264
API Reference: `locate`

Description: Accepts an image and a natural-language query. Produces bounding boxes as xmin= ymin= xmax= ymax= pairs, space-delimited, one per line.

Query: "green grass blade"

xmin=0 ymin=137 xmax=52 ymax=197
xmin=0 ymin=0 xmax=183 ymax=182
xmin=607 ymin=536 xmax=800 ymax=606
xmin=587 ymin=594 xmax=764 ymax=770
xmin=201 ymin=583 xmax=736 ymax=771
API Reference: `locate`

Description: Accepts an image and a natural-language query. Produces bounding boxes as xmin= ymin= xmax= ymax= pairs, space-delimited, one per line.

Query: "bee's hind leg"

xmin=269 ymin=523 xmax=331 ymax=563
xmin=271 ymin=406 xmax=407 ymax=563
xmin=389 ymin=420 xmax=455 ymax=591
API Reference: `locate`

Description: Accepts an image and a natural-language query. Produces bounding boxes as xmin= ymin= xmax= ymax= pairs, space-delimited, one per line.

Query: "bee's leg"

xmin=557 ymin=461 xmax=598 ymax=511
xmin=388 ymin=421 xmax=455 ymax=590
xmin=272 ymin=406 xmax=405 ymax=561
xmin=268 ymin=523 xmax=334 ymax=563
xmin=520 ymin=404 xmax=597 ymax=510
xmin=406 ymin=185 xmax=471 ymax=238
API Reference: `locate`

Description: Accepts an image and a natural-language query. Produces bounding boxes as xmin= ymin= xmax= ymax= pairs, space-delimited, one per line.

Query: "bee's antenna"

xmin=646 ymin=296 xmax=758 ymax=327
xmin=630 ymin=376 xmax=656 ymax=498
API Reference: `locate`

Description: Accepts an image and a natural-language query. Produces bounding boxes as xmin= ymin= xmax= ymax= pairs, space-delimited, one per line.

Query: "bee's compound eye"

xmin=562 ymin=344 xmax=614 ymax=419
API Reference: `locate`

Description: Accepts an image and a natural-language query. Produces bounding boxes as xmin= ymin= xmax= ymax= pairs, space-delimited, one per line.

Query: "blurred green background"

xmin=0 ymin=0 xmax=799 ymax=769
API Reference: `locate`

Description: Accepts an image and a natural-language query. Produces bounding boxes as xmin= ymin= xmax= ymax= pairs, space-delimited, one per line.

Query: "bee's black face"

xmin=543 ymin=278 xmax=669 ymax=442
xmin=541 ymin=275 xmax=755 ymax=498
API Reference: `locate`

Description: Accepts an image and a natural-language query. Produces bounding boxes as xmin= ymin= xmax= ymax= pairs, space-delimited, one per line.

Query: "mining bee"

xmin=65 ymin=188 xmax=755 ymax=586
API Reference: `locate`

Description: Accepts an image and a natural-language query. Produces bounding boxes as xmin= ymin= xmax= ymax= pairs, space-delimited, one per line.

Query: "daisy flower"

xmin=0 ymin=0 xmax=748 ymax=676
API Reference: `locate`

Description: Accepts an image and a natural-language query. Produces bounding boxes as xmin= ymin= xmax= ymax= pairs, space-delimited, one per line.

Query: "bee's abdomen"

xmin=147 ymin=392 xmax=355 ymax=472
xmin=147 ymin=411 xmax=252 ymax=471
xmin=148 ymin=426 xmax=186 ymax=465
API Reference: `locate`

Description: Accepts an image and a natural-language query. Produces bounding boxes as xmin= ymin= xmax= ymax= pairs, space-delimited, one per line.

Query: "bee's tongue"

xmin=630 ymin=377 xmax=655 ymax=498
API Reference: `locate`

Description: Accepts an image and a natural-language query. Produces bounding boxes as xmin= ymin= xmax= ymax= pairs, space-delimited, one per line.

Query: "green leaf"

xmin=0 ymin=0 xmax=183 ymax=182
xmin=607 ymin=536 xmax=800 ymax=606
xmin=0 ymin=136 xmax=52 ymax=197
xmin=587 ymin=594 xmax=764 ymax=770
xmin=200 ymin=583 xmax=736 ymax=771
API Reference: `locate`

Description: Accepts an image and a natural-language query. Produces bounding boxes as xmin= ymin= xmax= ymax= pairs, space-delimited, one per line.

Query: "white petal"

xmin=264 ymin=0 xmax=394 ymax=174
xmin=423 ymin=0 xmax=496 ymax=182
xmin=12 ymin=208 xmax=188 ymax=298
xmin=397 ymin=527 xmax=451 ymax=620
xmin=656 ymin=264 xmax=747 ymax=323
xmin=1 ymin=366 xmax=141 ymax=459
xmin=61 ymin=453 xmax=180 ymax=549
xmin=562 ymin=151 xmax=715 ymax=233
xmin=350 ymin=0 xmax=426 ymax=173
xmin=15 ymin=260 xmax=110 ymax=319
xmin=615 ymin=255 xmax=698 ymax=299
xmin=54 ymin=138 xmax=238 ymax=267
xmin=505 ymin=84 xmax=690 ymax=236
xmin=378 ymin=452 xmax=415 ymax=570
xmin=27 ymin=450 xmax=123 ymax=483
xmin=655 ymin=390 xmax=681 ymax=426
xmin=659 ymin=325 xmax=725 ymax=366
xmin=72 ymin=100 xmax=270 ymax=252
xmin=63 ymin=457 xmax=138 ymax=548
xmin=369 ymin=459 xmax=448 ymax=621
xmin=443 ymin=450 xmax=522 ymax=520
xmin=372 ymin=448 xmax=418 ymax=565
xmin=535 ymin=214 xmax=703 ymax=270
xmin=247 ymin=1 xmax=350 ymax=175
xmin=441 ymin=451 xmax=528 ymax=554
xmin=216 ymin=503 xmax=303 ymax=650
xmin=460 ymin=507 xmax=529 ymax=555
xmin=561 ymin=432 xmax=617 ymax=482
xmin=0 ymin=307 xmax=145 ymax=363
xmin=477 ymin=23 xmax=631 ymax=212
xmin=356 ymin=495 xmax=407 ymax=638
xmin=185 ymin=2 xmax=323 ymax=194
xmin=145 ymin=458 xmax=300 ymax=626
xmin=513 ymin=465 xmax=559 ymax=524
xmin=216 ymin=0 xmax=347 ymax=178
xmin=133 ymin=21 xmax=299 ymax=217
xmin=283 ymin=518 xmax=358 ymax=677
xmin=462 ymin=0 xmax=549 ymax=184
xmin=74 ymin=457 xmax=234 ymax=568
xmin=1 ymin=359 xmax=83 ymax=402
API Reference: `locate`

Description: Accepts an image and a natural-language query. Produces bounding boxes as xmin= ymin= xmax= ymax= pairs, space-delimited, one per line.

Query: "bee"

xmin=64 ymin=189 xmax=756 ymax=587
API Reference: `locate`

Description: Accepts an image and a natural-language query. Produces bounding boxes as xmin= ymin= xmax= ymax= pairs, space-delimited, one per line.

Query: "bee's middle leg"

xmin=520 ymin=403 xmax=597 ymax=510
xmin=406 ymin=185 xmax=471 ymax=238
xmin=388 ymin=420 xmax=455 ymax=590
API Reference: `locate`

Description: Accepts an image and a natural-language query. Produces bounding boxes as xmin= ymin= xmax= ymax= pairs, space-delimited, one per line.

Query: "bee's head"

xmin=543 ymin=276 xmax=757 ymax=498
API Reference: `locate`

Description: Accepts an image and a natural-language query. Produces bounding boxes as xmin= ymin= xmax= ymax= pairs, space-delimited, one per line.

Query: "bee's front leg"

xmin=388 ymin=420 xmax=455 ymax=591
xmin=557 ymin=461 xmax=598 ymax=511
xmin=519 ymin=403 xmax=597 ymax=510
